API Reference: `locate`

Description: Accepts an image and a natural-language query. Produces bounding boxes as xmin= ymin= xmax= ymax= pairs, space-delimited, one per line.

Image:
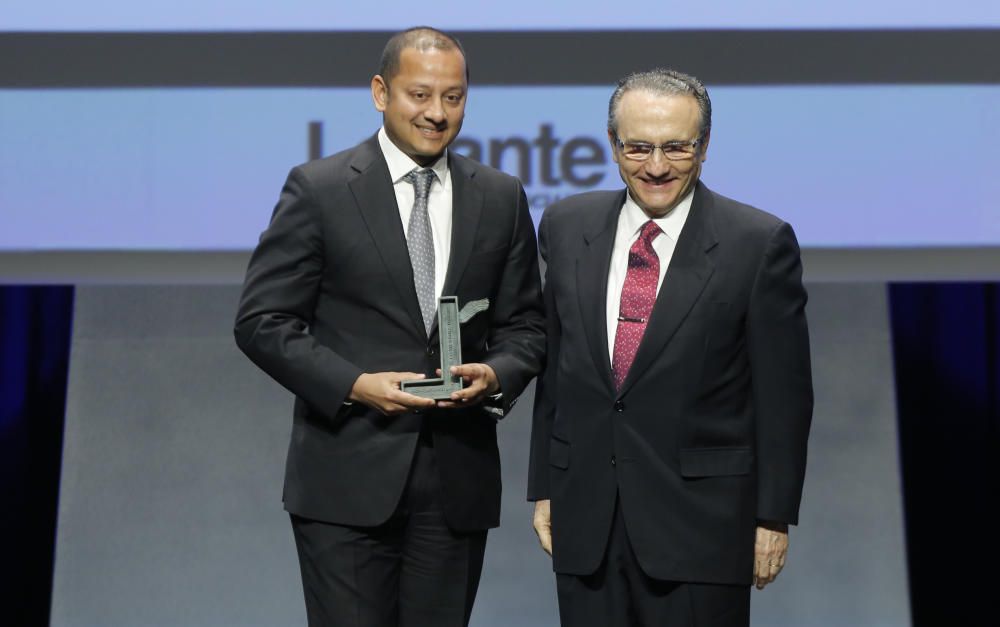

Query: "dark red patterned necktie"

xmin=612 ymin=220 xmax=662 ymax=390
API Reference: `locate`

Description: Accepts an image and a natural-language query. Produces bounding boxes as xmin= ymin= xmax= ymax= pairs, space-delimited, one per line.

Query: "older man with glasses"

xmin=528 ymin=68 xmax=813 ymax=627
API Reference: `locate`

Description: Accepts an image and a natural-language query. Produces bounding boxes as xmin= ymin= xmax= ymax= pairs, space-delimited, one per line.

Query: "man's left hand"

xmin=435 ymin=363 xmax=499 ymax=408
xmin=753 ymin=521 xmax=789 ymax=590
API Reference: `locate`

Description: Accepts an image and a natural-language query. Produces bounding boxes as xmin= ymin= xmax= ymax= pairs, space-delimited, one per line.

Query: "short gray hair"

xmin=607 ymin=68 xmax=712 ymax=140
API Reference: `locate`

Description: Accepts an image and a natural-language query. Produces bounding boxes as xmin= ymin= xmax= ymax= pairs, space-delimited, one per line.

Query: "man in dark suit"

xmin=235 ymin=27 xmax=545 ymax=627
xmin=528 ymin=68 xmax=812 ymax=626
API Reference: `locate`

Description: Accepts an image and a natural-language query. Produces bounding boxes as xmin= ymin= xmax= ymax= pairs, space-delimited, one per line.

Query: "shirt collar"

xmin=377 ymin=126 xmax=449 ymax=185
xmin=621 ymin=187 xmax=695 ymax=242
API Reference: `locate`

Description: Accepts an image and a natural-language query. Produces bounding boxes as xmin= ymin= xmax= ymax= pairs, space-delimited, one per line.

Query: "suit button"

xmin=614 ymin=400 xmax=625 ymax=412
xmin=427 ymin=347 xmax=437 ymax=357
xmin=611 ymin=456 xmax=616 ymax=466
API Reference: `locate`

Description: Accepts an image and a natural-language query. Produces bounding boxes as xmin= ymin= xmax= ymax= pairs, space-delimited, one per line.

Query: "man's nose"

xmin=644 ymin=149 xmax=672 ymax=175
xmin=424 ymin=99 xmax=446 ymax=123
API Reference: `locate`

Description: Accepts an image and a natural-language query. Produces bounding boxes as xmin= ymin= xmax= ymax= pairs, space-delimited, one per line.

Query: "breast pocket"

xmin=702 ymin=301 xmax=747 ymax=367
xmin=469 ymin=245 xmax=508 ymax=263
xmin=459 ymin=246 xmax=509 ymax=295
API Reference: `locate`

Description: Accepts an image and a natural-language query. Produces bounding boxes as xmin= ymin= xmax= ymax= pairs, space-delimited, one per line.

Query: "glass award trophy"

xmin=400 ymin=296 xmax=489 ymax=400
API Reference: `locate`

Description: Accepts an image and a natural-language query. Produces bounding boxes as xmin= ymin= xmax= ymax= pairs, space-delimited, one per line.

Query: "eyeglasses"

xmin=614 ymin=135 xmax=703 ymax=162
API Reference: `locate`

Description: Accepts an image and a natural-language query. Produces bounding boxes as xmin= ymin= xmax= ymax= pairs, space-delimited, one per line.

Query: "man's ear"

xmin=371 ymin=75 xmax=388 ymax=112
xmin=607 ymin=129 xmax=620 ymax=164
xmin=699 ymin=130 xmax=711 ymax=162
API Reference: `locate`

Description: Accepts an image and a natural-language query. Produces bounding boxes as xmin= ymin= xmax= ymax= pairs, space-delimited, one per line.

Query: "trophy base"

xmin=400 ymin=376 xmax=464 ymax=400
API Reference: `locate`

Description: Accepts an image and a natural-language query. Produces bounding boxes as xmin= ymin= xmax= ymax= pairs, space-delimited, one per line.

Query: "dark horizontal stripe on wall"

xmin=2 ymin=30 xmax=999 ymax=87
xmin=3 ymin=248 xmax=1000 ymax=283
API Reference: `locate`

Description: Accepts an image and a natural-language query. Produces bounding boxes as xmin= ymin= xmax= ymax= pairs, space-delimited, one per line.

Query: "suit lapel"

xmin=440 ymin=154 xmax=484 ymax=308
xmin=617 ymin=183 xmax=719 ymax=397
xmin=347 ymin=137 xmax=427 ymax=341
xmin=576 ymin=191 xmax=626 ymax=397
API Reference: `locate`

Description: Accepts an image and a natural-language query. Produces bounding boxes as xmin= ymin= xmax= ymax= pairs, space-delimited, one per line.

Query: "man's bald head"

xmin=378 ymin=27 xmax=469 ymax=84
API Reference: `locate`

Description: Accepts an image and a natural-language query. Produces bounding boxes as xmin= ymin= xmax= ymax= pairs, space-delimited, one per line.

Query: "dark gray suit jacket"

xmin=528 ymin=182 xmax=812 ymax=584
xmin=236 ymin=135 xmax=545 ymax=532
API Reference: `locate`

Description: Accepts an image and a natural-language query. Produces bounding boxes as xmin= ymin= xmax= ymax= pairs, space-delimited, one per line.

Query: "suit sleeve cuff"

xmin=482 ymin=391 xmax=514 ymax=418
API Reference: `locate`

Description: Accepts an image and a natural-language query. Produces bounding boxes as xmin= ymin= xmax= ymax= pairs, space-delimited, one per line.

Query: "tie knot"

xmin=639 ymin=220 xmax=662 ymax=244
xmin=404 ymin=168 xmax=435 ymax=201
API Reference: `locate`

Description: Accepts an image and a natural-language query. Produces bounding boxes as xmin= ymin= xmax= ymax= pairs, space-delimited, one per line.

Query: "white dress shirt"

xmin=606 ymin=189 xmax=694 ymax=361
xmin=377 ymin=127 xmax=452 ymax=301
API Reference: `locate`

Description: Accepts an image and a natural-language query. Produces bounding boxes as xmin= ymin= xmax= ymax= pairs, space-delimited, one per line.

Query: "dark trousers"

xmin=290 ymin=433 xmax=488 ymax=627
xmin=556 ymin=497 xmax=750 ymax=627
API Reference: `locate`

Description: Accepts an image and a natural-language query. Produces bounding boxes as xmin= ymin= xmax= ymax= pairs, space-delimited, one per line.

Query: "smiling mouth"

xmin=641 ymin=178 xmax=675 ymax=188
xmin=417 ymin=126 xmax=446 ymax=137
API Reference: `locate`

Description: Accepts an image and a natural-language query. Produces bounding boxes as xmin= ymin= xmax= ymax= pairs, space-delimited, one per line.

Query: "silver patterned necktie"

xmin=403 ymin=168 xmax=437 ymax=334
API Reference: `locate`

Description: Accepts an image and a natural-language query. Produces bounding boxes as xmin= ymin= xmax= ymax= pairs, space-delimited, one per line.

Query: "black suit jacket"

xmin=527 ymin=182 xmax=812 ymax=584
xmin=235 ymin=135 xmax=545 ymax=532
